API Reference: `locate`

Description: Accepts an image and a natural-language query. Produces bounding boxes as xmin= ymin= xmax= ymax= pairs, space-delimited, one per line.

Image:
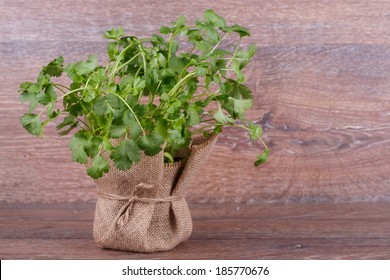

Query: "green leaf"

xmin=132 ymin=76 xmax=146 ymax=96
xmin=68 ymin=131 xmax=90 ymax=164
xmin=119 ymin=75 xmax=133 ymax=94
xmin=222 ymin=24 xmax=251 ymax=37
xmin=155 ymin=119 xmax=169 ymax=139
xmin=83 ymin=88 xmax=96 ymax=103
xmin=87 ymin=155 xmax=109 ymax=179
xmin=37 ymin=84 xmax=57 ymax=105
xmin=156 ymin=52 xmax=167 ymax=67
xmin=160 ymin=92 xmax=169 ymax=101
xmin=171 ymin=40 xmax=179 ymax=55
xmin=56 ymin=116 xmax=78 ymax=136
xmin=159 ymin=26 xmax=172 ymax=34
xmin=58 ymin=123 xmax=77 ymax=136
xmin=168 ymin=56 xmax=185 ymax=74
xmin=152 ymin=34 xmax=165 ymax=43
xmin=203 ymin=10 xmax=226 ymax=28
xmin=42 ymin=57 xmax=64 ymax=77
xmin=20 ymin=113 xmax=42 ymax=136
xmin=187 ymin=103 xmax=201 ymax=126
xmin=195 ymin=40 xmax=211 ymax=53
xmin=231 ymin=62 xmax=244 ymax=82
xmin=188 ymin=29 xmax=203 ymax=42
xmin=109 ymin=119 xmax=127 ymax=139
xmin=248 ymin=43 xmax=256 ymax=58
xmin=136 ymin=132 xmax=164 ymax=156
xmin=175 ymin=15 xmax=186 ymax=28
xmin=206 ymin=27 xmax=221 ymax=44
xmin=249 ymin=121 xmax=263 ymax=141
xmin=195 ymin=66 xmax=208 ymax=77
xmin=229 ymin=97 xmax=252 ymax=115
xmin=225 ymin=79 xmax=253 ymax=99
xmin=94 ymin=114 xmax=113 ymax=136
xmin=64 ymin=92 xmax=84 ymax=117
xmin=19 ymin=82 xmax=34 ymax=91
xmin=104 ymin=27 xmax=124 ymax=40
xmin=20 ymin=91 xmax=39 ymax=113
xmin=255 ymin=149 xmax=269 ymax=166
xmin=73 ymin=55 xmax=98 ymax=75
xmin=107 ymin=93 xmax=121 ymax=109
xmin=213 ymin=107 xmax=234 ymax=123
xmin=110 ymin=138 xmax=141 ymax=170
xmin=37 ymin=72 xmax=51 ymax=88
xmin=56 ymin=116 xmax=76 ymax=130
xmin=123 ymin=110 xmax=143 ymax=140
xmin=167 ymin=128 xmax=186 ymax=146
xmin=47 ymin=108 xmax=60 ymax=120
xmin=187 ymin=77 xmax=198 ymax=94
xmin=84 ymin=136 xmax=103 ymax=158
xmin=107 ymin=42 xmax=120 ymax=60
xmin=93 ymin=96 xmax=108 ymax=116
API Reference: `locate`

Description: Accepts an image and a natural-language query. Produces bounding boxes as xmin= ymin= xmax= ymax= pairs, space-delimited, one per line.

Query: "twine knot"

xmin=98 ymin=183 xmax=182 ymax=226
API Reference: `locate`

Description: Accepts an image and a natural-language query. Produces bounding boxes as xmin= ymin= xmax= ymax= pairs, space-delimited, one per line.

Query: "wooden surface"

xmin=1 ymin=0 xmax=390 ymax=259
xmin=1 ymin=202 xmax=390 ymax=259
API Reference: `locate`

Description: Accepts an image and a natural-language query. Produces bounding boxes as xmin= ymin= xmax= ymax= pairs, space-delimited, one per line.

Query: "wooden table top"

xmin=1 ymin=201 xmax=389 ymax=259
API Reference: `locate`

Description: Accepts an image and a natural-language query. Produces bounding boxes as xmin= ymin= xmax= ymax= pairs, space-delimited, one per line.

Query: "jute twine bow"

xmin=98 ymin=183 xmax=182 ymax=227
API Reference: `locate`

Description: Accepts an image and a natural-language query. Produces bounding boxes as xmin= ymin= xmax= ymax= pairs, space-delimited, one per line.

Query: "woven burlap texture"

xmin=93 ymin=134 xmax=218 ymax=252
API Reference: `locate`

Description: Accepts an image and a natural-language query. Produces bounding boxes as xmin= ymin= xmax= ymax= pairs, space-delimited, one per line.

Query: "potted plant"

xmin=19 ymin=10 xmax=268 ymax=252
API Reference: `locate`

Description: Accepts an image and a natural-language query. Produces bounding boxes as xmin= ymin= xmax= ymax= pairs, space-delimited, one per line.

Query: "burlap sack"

xmin=92 ymin=134 xmax=218 ymax=252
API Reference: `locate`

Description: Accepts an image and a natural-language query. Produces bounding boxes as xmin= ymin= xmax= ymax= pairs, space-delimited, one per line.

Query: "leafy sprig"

xmin=19 ymin=10 xmax=268 ymax=179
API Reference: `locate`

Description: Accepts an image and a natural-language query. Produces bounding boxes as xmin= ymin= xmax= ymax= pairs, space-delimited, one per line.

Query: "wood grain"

xmin=1 ymin=202 xmax=389 ymax=259
xmin=1 ymin=0 xmax=390 ymax=204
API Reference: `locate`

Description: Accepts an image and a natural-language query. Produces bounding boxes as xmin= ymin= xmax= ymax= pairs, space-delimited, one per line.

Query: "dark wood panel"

xmin=2 ymin=238 xmax=390 ymax=260
xmin=1 ymin=202 xmax=389 ymax=259
xmin=2 ymin=0 xmax=390 ymax=45
xmin=1 ymin=0 xmax=390 ymax=204
xmin=1 ymin=202 xmax=390 ymax=239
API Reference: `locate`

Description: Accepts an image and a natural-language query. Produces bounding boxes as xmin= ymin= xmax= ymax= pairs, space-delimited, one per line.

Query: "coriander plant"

xmin=19 ymin=10 xmax=269 ymax=179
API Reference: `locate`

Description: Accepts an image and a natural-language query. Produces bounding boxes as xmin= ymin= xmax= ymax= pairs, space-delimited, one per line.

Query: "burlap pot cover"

xmin=92 ymin=134 xmax=218 ymax=252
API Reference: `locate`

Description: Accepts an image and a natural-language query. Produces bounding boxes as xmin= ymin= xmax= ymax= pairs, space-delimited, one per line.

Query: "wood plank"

xmin=0 ymin=202 xmax=389 ymax=259
xmin=1 ymin=238 xmax=389 ymax=260
xmin=1 ymin=0 xmax=390 ymax=204
xmin=2 ymin=0 xmax=390 ymax=45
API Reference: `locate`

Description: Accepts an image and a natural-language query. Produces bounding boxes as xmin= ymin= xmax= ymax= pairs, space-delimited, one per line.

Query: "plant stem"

xmin=192 ymin=124 xmax=215 ymax=135
xmin=210 ymin=33 xmax=229 ymax=54
xmin=109 ymin=42 xmax=135 ymax=84
xmin=234 ymin=124 xmax=269 ymax=151
xmin=55 ymin=87 xmax=86 ymax=102
xmin=82 ymin=73 xmax=94 ymax=98
xmin=226 ymin=38 xmax=241 ymax=67
xmin=158 ymin=71 xmax=196 ymax=110
xmin=168 ymin=71 xmax=196 ymax=97
xmin=108 ymin=52 xmax=140 ymax=76
xmin=155 ymin=80 xmax=162 ymax=93
xmin=259 ymin=137 xmax=269 ymax=151
xmin=76 ymin=117 xmax=91 ymax=130
xmin=138 ymin=44 xmax=147 ymax=73
xmin=53 ymin=84 xmax=70 ymax=91
xmin=53 ymin=84 xmax=67 ymax=94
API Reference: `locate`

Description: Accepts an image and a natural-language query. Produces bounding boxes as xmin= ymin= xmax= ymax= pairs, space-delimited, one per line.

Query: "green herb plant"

xmin=19 ymin=10 xmax=269 ymax=179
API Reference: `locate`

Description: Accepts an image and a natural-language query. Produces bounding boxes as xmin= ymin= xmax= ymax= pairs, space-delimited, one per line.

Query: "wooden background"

xmin=1 ymin=0 xmax=390 ymax=259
